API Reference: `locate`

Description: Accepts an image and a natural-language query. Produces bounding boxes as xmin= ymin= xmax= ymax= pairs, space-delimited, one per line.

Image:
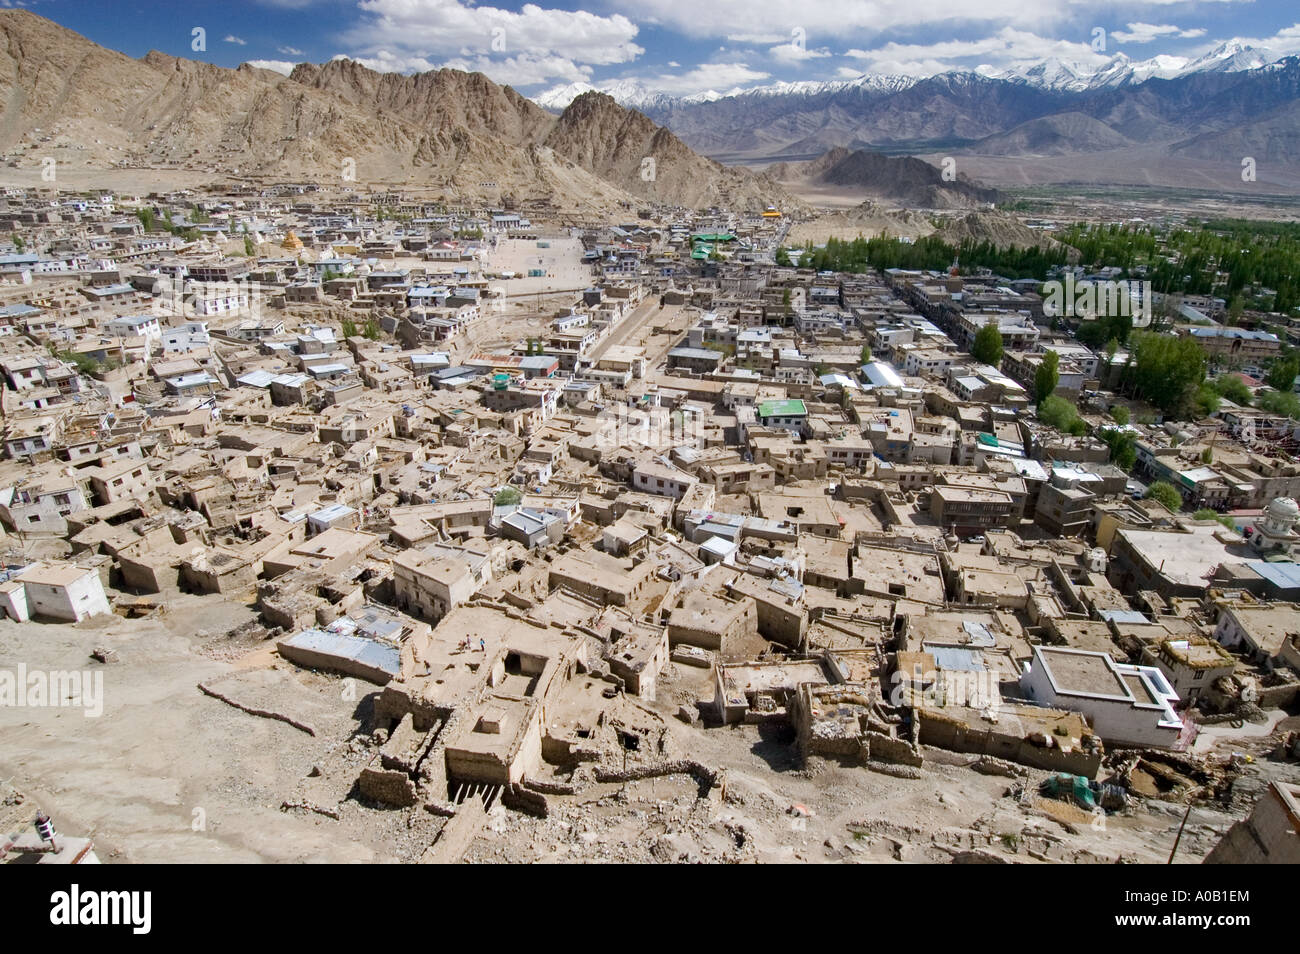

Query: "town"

xmin=0 ymin=178 xmax=1296 ymax=866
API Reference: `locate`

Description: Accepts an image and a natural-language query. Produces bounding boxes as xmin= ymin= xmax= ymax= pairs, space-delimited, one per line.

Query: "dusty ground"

xmin=485 ymin=236 xmax=596 ymax=298
xmin=0 ymin=594 xmax=439 ymax=863
xmin=0 ymin=592 xmax=1285 ymax=864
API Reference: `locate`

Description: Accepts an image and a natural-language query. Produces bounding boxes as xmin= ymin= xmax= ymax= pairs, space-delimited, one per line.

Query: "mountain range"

xmin=533 ymin=41 xmax=1300 ymax=189
xmin=3 ymin=7 xmax=1295 ymax=204
xmin=0 ymin=10 xmax=794 ymax=213
xmin=534 ymin=41 xmax=1278 ymax=112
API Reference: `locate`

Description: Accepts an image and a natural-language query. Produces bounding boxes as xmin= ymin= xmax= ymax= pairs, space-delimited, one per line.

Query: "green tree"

xmin=340 ymin=316 xmax=358 ymax=338
xmin=1034 ymin=350 xmax=1060 ymax=405
xmin=971 ymin=323 xmax=1003 ymax=366
xmin=775 ymin=246 xmax=792 ymax=267
xmin=58 ymin=349 xmax=100 ymax=375
xmin=1099 ymin=427 xmax=1137 ymax=471
xmin=1227 ymin=295 xmax=1244 ymax=325
xmin=1126 ymin=331 xmax=1207 ymax=416
xmin=1194 ymin=382 xmax=1221 ymax=416
xmin=11 ymin=232 xmax=24 ymax=251
xmin=1257 ymin=389 xmax=1300 ymax=419
xmin=1266 ymin=354 xmax=1300 ymax=392
xmin=1037 ymin=394 xmax=1081 ymax=432
xmin=1110 ymin=405 xmax=1130 ymax=426
xmin=860 ymin=344 xmax=872 ymax=365
xmin=243 ymin=236 xmax=255 ymax=256
xmin=362 ymin=318 xmax=381 ymax=340
xmin=494 ymin=487 xmax=522 ymax=507
xmin=1211 ymin=374 xmax=1253 ymax=406
xmin=1146 ymin=481 xmax=1183 ymax=512
xmin=136 ymin=208 xmax=155 ymax=232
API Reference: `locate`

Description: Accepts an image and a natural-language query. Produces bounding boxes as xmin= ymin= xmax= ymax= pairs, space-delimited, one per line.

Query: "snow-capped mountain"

xmin=986 ymin=43 xmax=1272 ymax=91
xmin=532 ymin=73 xmax=916 ymax=112
xmin=1178 ymin=40 xmax=1271 ymax=76
xmin=533 ymin=40 xmax=1281 ymax=114
xmin=533 ymin=80 xmax=726 ymax=112
xmin=989 ymin=53 xmax=1178 ymax=91
xmin=729 ymin=73 xmax=918 ymax=99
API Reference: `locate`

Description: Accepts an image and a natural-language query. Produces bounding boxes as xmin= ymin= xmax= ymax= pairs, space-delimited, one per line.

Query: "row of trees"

xmin=790 ymin=234 xmax=1070 ymax=279
xmin=1059 ymin=220 xmax=1300 ymax=312
xmin=783 ymin=218 xmax=1300 ymax=319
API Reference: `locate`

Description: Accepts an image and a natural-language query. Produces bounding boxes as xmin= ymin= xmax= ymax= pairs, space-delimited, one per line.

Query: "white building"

xmin=0 ymin=562 xmax=111 ymax=623
xmin=161 ymin=321 xmax=210 ymax=353
xmin=103 ymin=313 xmax=161 ymax=343
xmin=1019 ymin=645 xmax=1182 ymax=749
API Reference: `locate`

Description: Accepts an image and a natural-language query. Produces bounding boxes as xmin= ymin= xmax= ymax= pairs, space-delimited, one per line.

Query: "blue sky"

xmin=17 ymin=0 xmax=1300 ymax=95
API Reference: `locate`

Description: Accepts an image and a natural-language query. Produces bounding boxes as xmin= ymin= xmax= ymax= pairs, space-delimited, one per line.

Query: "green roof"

xmin=758 ymin=399 xmax=807 ymax=418
xmin=977 ymin=433 xmax=999 ymax=447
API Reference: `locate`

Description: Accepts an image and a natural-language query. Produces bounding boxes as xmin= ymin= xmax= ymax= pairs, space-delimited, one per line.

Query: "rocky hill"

xmin=0 ymin=10 xmax=792 ymax=213
xmin=544 ymin=92 xmax=793 ymax=210
xmin=769 ymin=147 xmax=999 ymax=209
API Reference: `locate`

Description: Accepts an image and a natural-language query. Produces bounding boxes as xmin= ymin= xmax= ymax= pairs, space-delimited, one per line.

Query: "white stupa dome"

xmin=1266 ymin=497 xmax=1299 ymax=524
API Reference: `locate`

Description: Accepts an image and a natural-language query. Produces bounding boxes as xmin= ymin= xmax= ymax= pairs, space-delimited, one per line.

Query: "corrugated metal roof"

xmin=281 ymin=629 xmax=400 ymax=677
xmin=1245 ymin=561 xmax=1300 ymax=591
xmin=926 ymin=646 xmax=986 ymax=672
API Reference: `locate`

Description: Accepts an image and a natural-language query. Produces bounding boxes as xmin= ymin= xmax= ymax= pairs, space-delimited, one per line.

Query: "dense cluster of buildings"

xmin=0 ymin=183 xmax=1297 ymax=849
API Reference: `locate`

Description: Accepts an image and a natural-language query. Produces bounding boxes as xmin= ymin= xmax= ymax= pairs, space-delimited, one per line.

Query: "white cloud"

xmin=609 ymin=0 xmax=1062 ymax=40
xmin=338 ymin=50 xmax=437 ymax=74
xmin=1207 ymin=22 xmax=1300 ymax=57
xmin=611 ymin=62 xmax=771 ymax=96
xmin=277 ymin=45 xmax=306 ymax=56
xmin=726 ymin=32 xmax=788 ymax=44
xmin=224 ymin=35 xmax=248 ymax=46
xmin=768 ymin=43 xmax=832 ymax=65
xmin=344 ymin=49 xmax=593 ymax=88
xmin=1112 ymin=23 xmax=1206 ymax=44
xmin=245 ymin=59 xmax=297 ymax=75
xmin=844 ymin=27 xmax=1111 ymax=76
xmin=440 ymin=53 xmax=594 ymax=87
xmin=346 ymin=0 xmax=643 ymax=85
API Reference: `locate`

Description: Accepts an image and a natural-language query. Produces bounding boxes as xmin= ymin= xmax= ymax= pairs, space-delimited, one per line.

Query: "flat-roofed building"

xmin=392 ymin=543 xmax=492 ymax=623
xmin=1214 ymin=602 xmax=1300 ymax=667
xmin=1143 ymin=636 xmax=1236 ymax=703
xmin=929 ymin=484 xmax=1016 ymax=534
xmin=0 ymin=561 xmax=110 ymax=622
xmin=548 ymin=549 xmax=653 ymax=607
xmin=1019 ymin=645 xmax=1183 ymax=749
